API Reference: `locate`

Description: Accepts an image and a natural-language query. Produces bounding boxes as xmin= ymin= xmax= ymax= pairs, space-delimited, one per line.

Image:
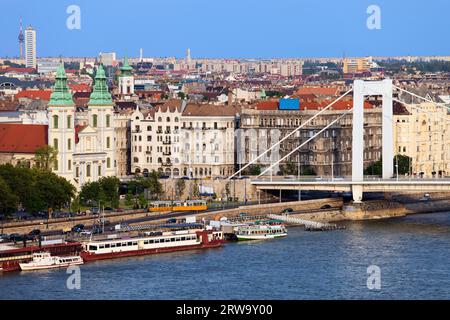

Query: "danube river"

xmin=1 ymin=212 xmax=450 ymax=300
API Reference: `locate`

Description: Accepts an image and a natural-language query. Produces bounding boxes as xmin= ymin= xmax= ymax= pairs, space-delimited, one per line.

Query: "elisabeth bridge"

xmin=229 ymin=79 xmax=450 ymax=203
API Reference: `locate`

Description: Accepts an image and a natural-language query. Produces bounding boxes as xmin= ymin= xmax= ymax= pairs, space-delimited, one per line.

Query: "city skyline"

xmin=1 ymin=0 xmax=450 ymax=59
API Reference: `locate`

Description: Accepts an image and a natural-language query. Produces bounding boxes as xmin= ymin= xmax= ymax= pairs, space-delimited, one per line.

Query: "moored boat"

xmin=0 ymin=242 xmax=82 ymax=272
xmin=80 ymin=229 xmax=224 ymax=262
xmin=236 ymin=224 xmax=287 ymax=241
xmin=19 ymin=252 xmax=83 ymax=271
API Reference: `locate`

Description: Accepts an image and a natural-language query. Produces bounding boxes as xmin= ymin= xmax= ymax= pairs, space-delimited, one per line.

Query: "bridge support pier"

xmin=352 ymin=185 xmax=363 ymax=203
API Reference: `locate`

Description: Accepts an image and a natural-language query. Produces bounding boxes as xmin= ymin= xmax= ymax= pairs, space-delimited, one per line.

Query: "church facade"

xmin=48 ymin=63 xmax=116 ymax=189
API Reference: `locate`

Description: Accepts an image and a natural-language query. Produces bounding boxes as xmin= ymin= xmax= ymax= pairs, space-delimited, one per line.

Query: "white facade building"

xmin=25 ymin=26 xmax=36 ymax=69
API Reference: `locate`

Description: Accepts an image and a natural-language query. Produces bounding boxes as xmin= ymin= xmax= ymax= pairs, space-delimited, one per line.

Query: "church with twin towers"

xmin=47 ymin=62 xmax=118 ymax=189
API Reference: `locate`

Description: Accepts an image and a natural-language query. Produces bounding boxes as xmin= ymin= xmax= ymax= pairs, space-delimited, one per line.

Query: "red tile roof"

xmin=15 ymin=90 xmax=52 ymax=101
xmin=302 ymin=100 xmax=374 ymax=110
xmin=0 ymin=124 xmax=48 ymax=153
xmin=3 ymin=67 xmax=36 ymax=74
xmin=68 ymin=83 xmax=91 ymax=92
xmin=256 ymin=100 xmax=279 ymax=111
xmin=296 ymin=87 xmax=340 ymax=96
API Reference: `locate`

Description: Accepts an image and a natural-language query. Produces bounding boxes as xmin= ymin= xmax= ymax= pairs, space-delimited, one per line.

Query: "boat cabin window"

xmin=89 ymin=245 xmax=97 ymax=251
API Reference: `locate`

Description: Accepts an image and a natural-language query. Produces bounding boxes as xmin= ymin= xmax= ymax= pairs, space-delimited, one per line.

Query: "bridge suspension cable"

xmin=257 ymin=107 xmax=353 ymax=178
xmin=228 ymin=88 xmax=354 ymax=180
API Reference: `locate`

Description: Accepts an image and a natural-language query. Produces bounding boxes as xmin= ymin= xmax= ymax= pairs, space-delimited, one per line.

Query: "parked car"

xmin=239 ymin=212 xmax=248 ymax=217
xmin=281 ymin=208 xmax=294 ymax=214
xmin=9 ymin=233 xmax=24 ymax=242
xmin=320 ymin=204 xmax=332 ymax=209
xmin=71 ymin=224 xmax=85 ymax=233
xmin=166 ymin=218 xmax=177 ymax=224
xmin=180 ymin=176 xmax=190 ymax=180
xmin=79 ymin=230 xmax=92 ymax=236
xmin=92 ymin=226 xmax=103 ymax=234
xmin=28 ymin=229 xmax=41 ymax=237
xmin=0 ymin=234 xmax=8 ymax=242
xmin=91 ymin=207 xmax=100 ymax=215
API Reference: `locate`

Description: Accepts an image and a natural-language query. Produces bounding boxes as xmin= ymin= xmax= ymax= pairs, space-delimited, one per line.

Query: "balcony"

xmin=162 ymin=162 xmax=172 ymax=167
xmin=163 ymin=151 xmax=172 ymax=156
xmin=156 ymin=129 xmax=163 ymax=134
xmin=163 ymin=140 xmax=172 ymax=145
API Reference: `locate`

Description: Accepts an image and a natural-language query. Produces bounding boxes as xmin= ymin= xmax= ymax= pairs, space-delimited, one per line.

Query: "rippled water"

xmin=1 ymin=212 xmax=450 ymax=300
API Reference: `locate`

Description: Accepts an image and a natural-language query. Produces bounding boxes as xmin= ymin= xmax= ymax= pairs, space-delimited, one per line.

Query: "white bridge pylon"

xmin=353 ymin=79 xmax=393 ymax=181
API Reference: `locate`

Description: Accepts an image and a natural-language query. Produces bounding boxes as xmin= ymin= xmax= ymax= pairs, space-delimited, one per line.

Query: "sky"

xmin=0 ymin=0 xmax=449 ymax=59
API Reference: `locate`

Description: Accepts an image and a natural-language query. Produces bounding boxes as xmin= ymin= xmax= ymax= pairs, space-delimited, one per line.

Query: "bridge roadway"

xmin=251 ymin=177 xmax=450 ymax=202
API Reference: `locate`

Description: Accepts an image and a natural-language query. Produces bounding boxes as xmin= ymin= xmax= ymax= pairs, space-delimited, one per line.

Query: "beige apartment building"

xmin=394 ymin=102 xmax=450 ymax=177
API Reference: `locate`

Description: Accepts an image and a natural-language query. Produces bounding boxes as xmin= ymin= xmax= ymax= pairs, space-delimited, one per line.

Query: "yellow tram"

xmin=148 ymin=200 xmax=208 ymax=212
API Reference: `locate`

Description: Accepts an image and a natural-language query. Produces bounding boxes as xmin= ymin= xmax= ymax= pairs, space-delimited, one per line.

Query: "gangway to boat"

xmin=267 ymin=214 xmax=343 ymax=231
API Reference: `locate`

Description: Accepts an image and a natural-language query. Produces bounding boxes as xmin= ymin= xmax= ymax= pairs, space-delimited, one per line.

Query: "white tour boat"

xmin=236 ymin=223 xmax=287 ymax=241
xmin=19 ymin=252 xmax=83 ymax=271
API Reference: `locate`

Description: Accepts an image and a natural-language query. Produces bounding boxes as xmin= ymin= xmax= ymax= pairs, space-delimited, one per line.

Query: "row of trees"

xmin=0 ymin=164 xmax=75 ymax=217
xmin=364 ymin=155 xmax=412 ymax=176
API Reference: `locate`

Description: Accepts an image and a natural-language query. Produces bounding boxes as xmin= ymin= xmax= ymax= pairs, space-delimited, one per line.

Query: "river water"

xmin=1 ymin=212 xmax=450 ymax=300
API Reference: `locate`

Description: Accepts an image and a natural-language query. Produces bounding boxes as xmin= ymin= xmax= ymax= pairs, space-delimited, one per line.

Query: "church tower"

xmin=48 ymin=63 xmax=75 ymax=182
xmin=85 ymin=64 xmax=115 ymax=180
xmin=118 ymin=56 xmax=134 ymax=98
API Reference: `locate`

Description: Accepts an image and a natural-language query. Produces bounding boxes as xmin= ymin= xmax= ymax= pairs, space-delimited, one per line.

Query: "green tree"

xmin=281 ymin=160 xmax=297 ymax=175
xmin=364 ymin=155 xmax=412 ymax=176
xmin=0 ymin=176 xmax=19 ymax=217
xmin=395 ymin=154 xmax=412 ymax=175
xmin=79 ymin=181 xmax=102 ymax=205
xmin=0 ymin=164 xmax=34 ymax=205
xmin=34 ymin=145 xmax=58 ymax=171
xmin=141 ymin=171 xmax=163 ymax=199
xmin=192 ymin=180 xmax=200 ymax=199
xmin=99 ymin=176 xmax=120 ymax=208
xmin=175 ymin=178 xmax=186 ymax=199
xmin=30 ymin=171 xmax=75 ymax=213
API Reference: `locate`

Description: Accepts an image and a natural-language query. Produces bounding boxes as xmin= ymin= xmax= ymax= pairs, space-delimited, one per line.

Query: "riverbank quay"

xmin=3 ymin=195 xmax=450 ymax=235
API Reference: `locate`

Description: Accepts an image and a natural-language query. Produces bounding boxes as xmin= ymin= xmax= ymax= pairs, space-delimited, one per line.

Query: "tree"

xmin=79 ymin=181 xmax=102 ymax=205
xmin=364 ymin=155 xmax=412 ymax=176
xmin=394 ymin=155 xmax=412 ymax=175
xmin=29 ymin=171 xmax=76 ymax=213
xmin=192 ymin=179 xmax=200 ymax=199
xmin=224 ymin=182 xmax=231 ymax=201
xmin=302 ymin=166 xmax=316 ymax=176
xmin=0 ymin=164 xmax=75 ymax=214
xmin=175 ymin=179 xmax=186 ymax=199
xmin=99 ymin=176 xmax=120 ymax=208
xmin=280 ymin=160 xmax=297 ymax=175
xmin=0 ymin=177 xmax=19 ymax=217
xmin=34 ymin=145 xmax=58 ymax=171
xmin=177 ymin=92 xmax=186 ymax=100
xmin=141 ymin=171 xmax=163 ymax=199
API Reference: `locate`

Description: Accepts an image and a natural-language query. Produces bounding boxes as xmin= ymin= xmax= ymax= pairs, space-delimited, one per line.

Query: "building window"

xmin=98 ymin=165 xmax=102 ymax=177
xmin=76 ymin=167 xmax=79 ymax=177
xmin=87 ymin=164 xmax=91 ymax=177
xmin=54 ymin=160 xmax=58 ymax=171
xmin=68 ymin=160 xmax=71 ymax=171
xmin=67 ymin=115 xmax=72 ymax=129
xmin=106 ymin=115 xmax=111 ymax=128
xmin=93 ymin=114 xmax=98 ymax=127
xmin=53 ymin=115 xmax=59 ymax=129
xmin=68 ymin=138 xmax=71 ymax=150
xmin=53 ymin=138 xmax=58 ymax=150
xmin=107 ymin=158 xmax=111 ymax=168
xmin=106 ymin=137 xmax=110 ymax=149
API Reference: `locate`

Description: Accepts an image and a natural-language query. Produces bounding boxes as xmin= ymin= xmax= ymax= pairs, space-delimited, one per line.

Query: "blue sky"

xmin=0 ymin=0 xmax=449 ymax=58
